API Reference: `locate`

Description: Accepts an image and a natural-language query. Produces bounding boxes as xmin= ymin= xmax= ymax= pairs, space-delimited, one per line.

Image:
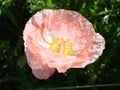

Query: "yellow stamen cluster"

xmin=50 ymin=37 xmax=61 ymax=53
xmin=63 ymin=43 xmax=73 ymax=56
xmin=50 ymin=37 xmax=73 ymax=57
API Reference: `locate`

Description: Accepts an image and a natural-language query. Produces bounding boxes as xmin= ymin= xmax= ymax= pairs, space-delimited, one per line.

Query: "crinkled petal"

xmin=25 ymin=47 xmax=55 ymax=79
xmin=23 ymin=9 xmax=105 ymax=79
xmin=23 ymin=19 xmax=55 ymax=79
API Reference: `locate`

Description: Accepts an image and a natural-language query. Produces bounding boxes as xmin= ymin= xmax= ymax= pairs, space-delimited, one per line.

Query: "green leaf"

xmin=6 ymin=8 xmax=18 ymax=28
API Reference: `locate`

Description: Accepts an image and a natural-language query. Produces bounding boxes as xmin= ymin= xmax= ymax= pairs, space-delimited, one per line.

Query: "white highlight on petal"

xmin=38 ymin=40 xmax=50 ymax=48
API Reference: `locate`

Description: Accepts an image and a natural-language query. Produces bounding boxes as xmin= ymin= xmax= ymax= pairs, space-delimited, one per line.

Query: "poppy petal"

xmin=23 ymin=9 xmax=105 ymax=79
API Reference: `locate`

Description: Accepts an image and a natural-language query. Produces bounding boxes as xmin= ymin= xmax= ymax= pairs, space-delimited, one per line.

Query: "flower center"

xmin=50 ymin=37 xmax=73 ymax=57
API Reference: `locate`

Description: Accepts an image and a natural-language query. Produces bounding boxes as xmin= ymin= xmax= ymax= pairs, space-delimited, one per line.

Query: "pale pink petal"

xmin=23 ymin=9 xmax=105 ymax=79
xmin=23 ymin=18 xmax=55 ymax=79
xmin=25 ymin=48 xmax=55 ymax=79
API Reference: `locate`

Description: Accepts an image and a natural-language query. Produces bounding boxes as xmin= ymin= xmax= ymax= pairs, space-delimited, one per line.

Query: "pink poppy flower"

xmin=23 ymin=9 xmax=105 ymax=79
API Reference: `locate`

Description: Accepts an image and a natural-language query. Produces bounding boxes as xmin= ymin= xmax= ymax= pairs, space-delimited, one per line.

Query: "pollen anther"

xmin=50 ymin=37 xmax=73 ymax=56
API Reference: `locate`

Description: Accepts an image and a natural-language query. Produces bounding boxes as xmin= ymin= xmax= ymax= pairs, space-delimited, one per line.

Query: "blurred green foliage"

xmin=0 ymin=0 xmax=120 ymax=90
xmin=0 ymin=0 xmax=13 ymax=15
